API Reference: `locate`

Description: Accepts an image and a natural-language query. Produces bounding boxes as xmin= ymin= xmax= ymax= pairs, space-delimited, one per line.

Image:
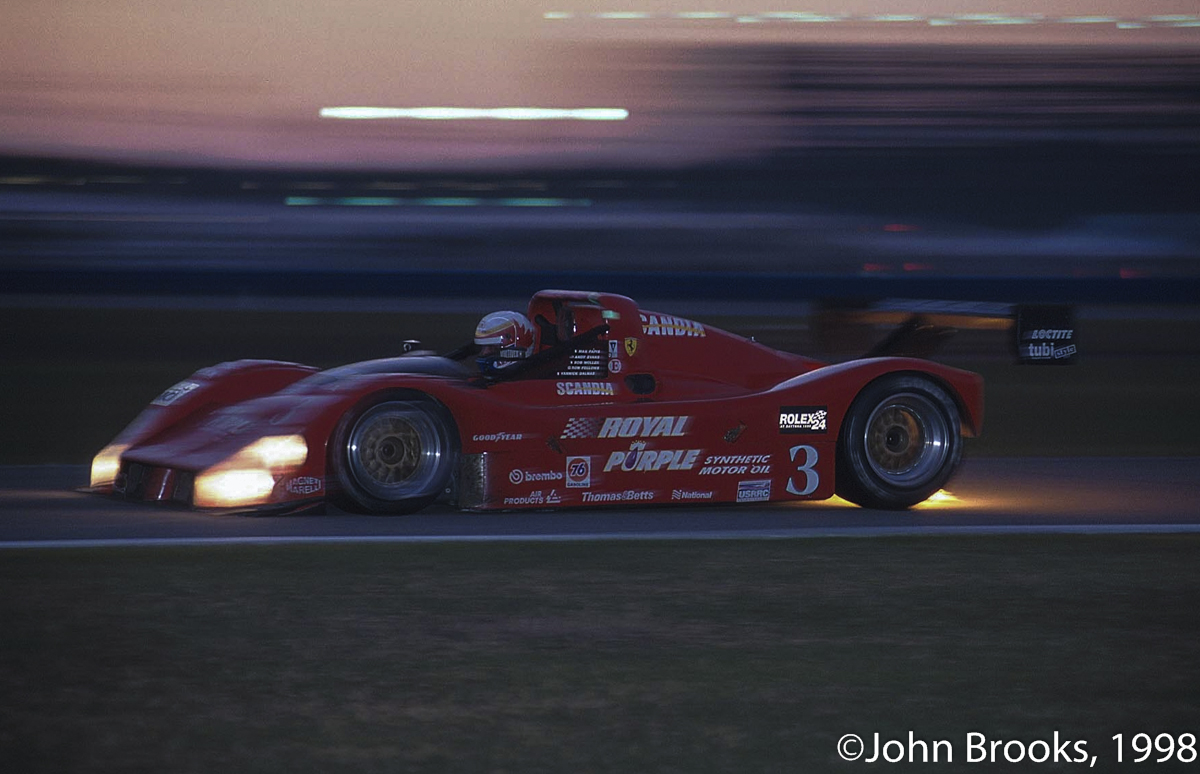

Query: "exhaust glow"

xmin=320 ymin=107 xmax=629 ymax=121
xmin=913 ymin=490 xmax=963 ymax=510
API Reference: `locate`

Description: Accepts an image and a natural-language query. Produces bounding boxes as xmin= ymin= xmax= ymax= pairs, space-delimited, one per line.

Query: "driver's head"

xmin=474 ymin=311 xmax=535 ymax=375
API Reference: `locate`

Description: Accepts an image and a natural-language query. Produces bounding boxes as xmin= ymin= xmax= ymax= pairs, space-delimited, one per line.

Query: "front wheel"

xmin=332 ymin=397 xmax=458 ymax=514
xmin=836 ymin=374 xmax=962 ymax=509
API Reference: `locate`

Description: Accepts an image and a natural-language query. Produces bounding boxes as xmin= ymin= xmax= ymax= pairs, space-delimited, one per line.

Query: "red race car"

xmin=89 ymin=289 xmax=983 ymax=513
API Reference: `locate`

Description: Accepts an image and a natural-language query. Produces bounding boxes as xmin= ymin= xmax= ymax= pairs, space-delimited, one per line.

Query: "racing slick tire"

xmin=332 ymin=395 xmax=459 ymax=515
xmin=836 ymin=374 xmax=962 ymax=510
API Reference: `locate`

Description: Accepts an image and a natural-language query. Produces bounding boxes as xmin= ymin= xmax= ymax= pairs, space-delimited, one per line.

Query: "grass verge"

xmin=3 ymin=536 xmax=1199 ymax=772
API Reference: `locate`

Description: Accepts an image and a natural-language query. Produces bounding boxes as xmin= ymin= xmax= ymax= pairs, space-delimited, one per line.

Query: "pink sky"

xmin=1 ymin=1 xmax=1195 ymax=169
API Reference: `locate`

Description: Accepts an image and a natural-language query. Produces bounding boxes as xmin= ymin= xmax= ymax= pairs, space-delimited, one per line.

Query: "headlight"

xmin=193 ymin=435 xmax=307 ymax=508
xmin=90 ymin=443 xmax=128 ymax=488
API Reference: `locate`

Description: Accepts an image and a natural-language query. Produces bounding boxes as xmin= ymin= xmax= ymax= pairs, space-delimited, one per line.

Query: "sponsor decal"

xmin=1020 ymin=342 xmax=1077 ymax=360
xmin=582 ymin=490 xmax=655 ymax=503
xmin=624 ymin=337 xmax=639 ymax=357
xmin=608 ymin=340 xmax=620 ymax=358
xmin=508 ymin=469 xmax=564 ymax=485
xmin=557 ymin=349 xmax=607 ymax=379
xmin=672 ymin=489 xmax=714 ymax=501
xmin=556 ymin=381 xmax=615 ymax=397
xmin=698 ymin=454 xmax=773 ymax=476
xmin=737 ymin=479 xmax=772 ymax=503
xmin=601 ymin=415 xmax=690 ymax=439
xmin=560 ymin=415 xmax=691 ymax=440
xmin=1023 ymin=328 xmax=1074 ymax=341
xmin=779 ymin=406 xmax=828 ymax=434
xmin=566 ymin=456 xmax=592 ymax=488
xmin=152 ymin=380 xmax=200 ymax=406
xmin=1016 ymin=304 xmax=1077 ymax=365
xmin=604 ymin=441 xmax=702 ymax=473
xmin=472 ymin=432 xmax=524 ymax=442
xmin=608 ymin=358 xmax=623 ymax=374
xmin=286 ymin=476 xmax=323 ymax=496
xmin=640 ymin=313 xmax=706 ymax=338
xmin=503 ymin=489 xmax=563 ymax=507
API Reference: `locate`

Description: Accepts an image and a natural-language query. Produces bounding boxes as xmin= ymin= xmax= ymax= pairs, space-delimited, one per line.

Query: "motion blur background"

xmin=3 ymin=1 xmax=1200 ymax=461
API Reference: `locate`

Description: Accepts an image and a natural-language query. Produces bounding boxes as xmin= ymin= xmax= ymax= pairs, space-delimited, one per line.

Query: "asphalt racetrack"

xmin=2 ymin=457 xmax=1197 ymax=548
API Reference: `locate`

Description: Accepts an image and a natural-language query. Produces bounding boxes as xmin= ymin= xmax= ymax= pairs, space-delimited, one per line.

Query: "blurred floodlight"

xmin=595 ymin=11 xmax=650 ymax=19
xmin=320 ymin=107 xmax=629 ymax=121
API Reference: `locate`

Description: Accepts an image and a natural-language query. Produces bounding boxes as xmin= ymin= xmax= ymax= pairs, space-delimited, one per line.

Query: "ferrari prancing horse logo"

xmin=624 ymin=337 xmax=638 ymax=357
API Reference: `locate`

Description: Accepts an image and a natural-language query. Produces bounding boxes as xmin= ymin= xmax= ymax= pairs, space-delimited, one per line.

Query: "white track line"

xmin=4 ymin=523 xmax=1200 ymax=550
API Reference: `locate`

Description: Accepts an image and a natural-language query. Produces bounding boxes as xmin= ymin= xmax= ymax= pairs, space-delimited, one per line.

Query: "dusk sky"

xmin=2 ymin=1 xmax=1196 ymax=169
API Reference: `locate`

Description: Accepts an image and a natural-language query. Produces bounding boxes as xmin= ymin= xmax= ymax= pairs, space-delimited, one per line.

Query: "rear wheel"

xmin=333 ymin=397 xmax=458 ymax=514
xmin=836 ymin=374 xmax=962 ymax=509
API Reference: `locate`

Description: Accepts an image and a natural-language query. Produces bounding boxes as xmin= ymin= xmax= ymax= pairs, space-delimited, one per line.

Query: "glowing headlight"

xmin=244 ymin=434 xmax=308 ymax=472
xmin=194 ymin=469 xmax=277 ymax=508
xmin=193 ymin=435 xmax=308 ymax=508
xmin=90 ymin=443 xmax=128 ymax=488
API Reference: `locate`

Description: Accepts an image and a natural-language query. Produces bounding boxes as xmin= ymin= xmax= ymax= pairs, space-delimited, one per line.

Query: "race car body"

xmin=89 ymin=290 xmax=983 ymax=513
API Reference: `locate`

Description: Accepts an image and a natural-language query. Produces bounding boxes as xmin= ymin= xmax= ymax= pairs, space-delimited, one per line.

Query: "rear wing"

xmin=814 ymin=300 xmax=1077 ymax=364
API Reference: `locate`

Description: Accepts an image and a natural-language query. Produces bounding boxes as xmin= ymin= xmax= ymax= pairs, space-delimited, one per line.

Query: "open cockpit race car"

xmin=89 ymin=289 xmax=983 ymax=514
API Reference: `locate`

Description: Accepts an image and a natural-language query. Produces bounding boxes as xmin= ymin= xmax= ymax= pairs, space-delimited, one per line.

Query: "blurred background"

xmin=3 ymin=1 xmax=1200 ymax=461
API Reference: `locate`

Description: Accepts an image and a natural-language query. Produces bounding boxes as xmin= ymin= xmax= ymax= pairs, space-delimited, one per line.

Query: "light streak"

xmin=320 ymin=107 xmax=629 ymax=121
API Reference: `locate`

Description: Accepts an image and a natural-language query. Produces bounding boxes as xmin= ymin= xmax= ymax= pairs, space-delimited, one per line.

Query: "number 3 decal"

xmin=787 ymin=445 xmax=819 ymax=496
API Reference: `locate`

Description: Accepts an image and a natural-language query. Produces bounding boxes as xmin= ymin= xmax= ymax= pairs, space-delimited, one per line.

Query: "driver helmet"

xmin=474 ymin=310 xmax=535 ymax=375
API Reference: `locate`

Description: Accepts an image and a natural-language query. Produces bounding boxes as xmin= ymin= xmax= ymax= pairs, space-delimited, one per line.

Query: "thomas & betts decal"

xmin=779 ymin=406 xmax=827 ymax=434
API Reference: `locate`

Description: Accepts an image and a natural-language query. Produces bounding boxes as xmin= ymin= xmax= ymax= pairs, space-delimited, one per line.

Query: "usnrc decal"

xmin=561 ymin=415 xmax=691 ymax=440
xmin=779 ymin=406 xmax=828 ymax=434
xmin=737 ymin=479 xmax=772 ymax=503
xmin=640 ymin=313 xmax=705 ymax=338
